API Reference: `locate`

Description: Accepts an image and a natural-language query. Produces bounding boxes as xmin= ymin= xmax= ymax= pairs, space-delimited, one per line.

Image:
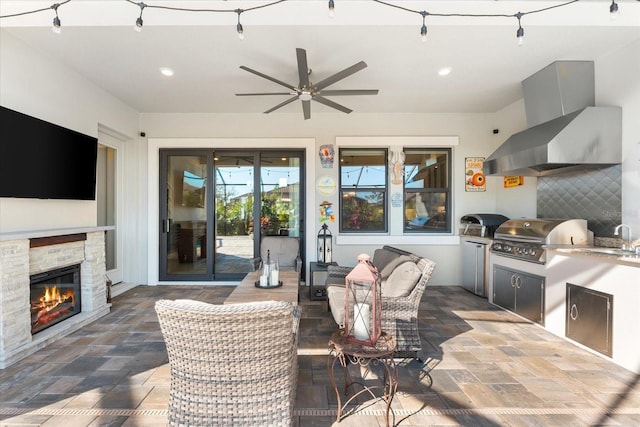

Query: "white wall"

xmin=0 ymin=31 xmax=144 ymax=283
xmin=141 ymin=112 xmax=502 ymax=285
xmin=595 ymin=38 xmax=640 ymax=240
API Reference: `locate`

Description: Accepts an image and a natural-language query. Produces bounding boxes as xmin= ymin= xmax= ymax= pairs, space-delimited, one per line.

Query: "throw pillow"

xmin=372 ymin=248 xmax=399 ymax=272
xmin=379 ymin=255 xmax=412 ymax=280
xmin=383 ymin=261 xmax=422 ymax=298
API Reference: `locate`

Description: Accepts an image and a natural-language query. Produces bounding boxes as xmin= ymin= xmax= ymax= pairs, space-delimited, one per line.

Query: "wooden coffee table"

xmin=224 ymin=269 xmax=299 ymax=305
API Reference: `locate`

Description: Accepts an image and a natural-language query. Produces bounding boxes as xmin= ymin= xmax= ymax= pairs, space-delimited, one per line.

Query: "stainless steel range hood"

xmin=483 ymin=61 xmax=622 ymax=177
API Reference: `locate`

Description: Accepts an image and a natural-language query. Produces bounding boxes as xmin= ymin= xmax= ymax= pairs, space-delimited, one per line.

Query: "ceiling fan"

xmin=236 ymin=48 xmax=378 ymax=120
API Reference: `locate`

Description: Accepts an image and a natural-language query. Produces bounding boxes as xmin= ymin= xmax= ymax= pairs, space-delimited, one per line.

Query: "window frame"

xmin=338 ymin=147 xmax=388 ymax=234
xmin=403 ymin=147 xmax=452 ymax=234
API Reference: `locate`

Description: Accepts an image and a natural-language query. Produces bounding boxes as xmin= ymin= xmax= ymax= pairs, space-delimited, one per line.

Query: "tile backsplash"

xmin=537 ymin=165 xmax=621 ymax=237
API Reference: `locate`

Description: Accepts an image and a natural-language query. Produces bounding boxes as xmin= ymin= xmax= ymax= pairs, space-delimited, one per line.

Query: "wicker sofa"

xmin=155 ymin=299 xmax=301 ymax=427
xmin=326 ymin=246 xmax=436 ymax=357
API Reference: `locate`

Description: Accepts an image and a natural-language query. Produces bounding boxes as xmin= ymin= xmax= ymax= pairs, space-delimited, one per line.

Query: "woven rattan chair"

xmin=155 ymin=299 xmax=301 ymax=427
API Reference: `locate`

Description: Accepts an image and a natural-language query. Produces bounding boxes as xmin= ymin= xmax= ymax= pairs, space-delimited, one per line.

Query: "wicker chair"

xmin=327 ymin=254 xmax=436 ymax=358
xmin=155 ymin=299 xmax=301 ymax=427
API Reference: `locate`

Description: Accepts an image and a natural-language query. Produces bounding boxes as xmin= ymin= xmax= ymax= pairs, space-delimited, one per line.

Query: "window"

xmin=339 ymin=148 xmax=387 ymax=233
xmin=403 ymin=148 xmax=451 ymax=233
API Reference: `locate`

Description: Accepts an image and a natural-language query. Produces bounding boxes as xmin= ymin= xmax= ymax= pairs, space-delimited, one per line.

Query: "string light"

xmin=609 ymin=0 xmax=619 ymax=20
xmin=328 ymin=0 xmax=335 ymax=19
xmin=236 ymin=9 xmax=244 ymax=40
xmin=0 ymin=0 xmax=622 ymax=45
xmin=51 ymin=3 xmax=62 ymax=34
xmin=516 ymin=12 xmax=525 ymax=46
xmin=135 ymin=2 xmax=145 ymax=32
xmin=420 ymin=11 xmax=428 ymax=42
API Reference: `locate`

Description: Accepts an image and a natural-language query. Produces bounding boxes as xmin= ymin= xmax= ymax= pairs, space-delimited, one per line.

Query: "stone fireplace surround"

xmin=0 ymin=227 xmax=111 ymax=368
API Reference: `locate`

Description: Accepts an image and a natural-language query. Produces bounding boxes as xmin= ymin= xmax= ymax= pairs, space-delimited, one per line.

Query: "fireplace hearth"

xmin=30 ymin=265 xmax=81 ymax=334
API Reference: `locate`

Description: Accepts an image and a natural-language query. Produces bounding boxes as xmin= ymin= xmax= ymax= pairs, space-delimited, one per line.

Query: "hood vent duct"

xmin=483 ymin=61 xmax=621 ymax=177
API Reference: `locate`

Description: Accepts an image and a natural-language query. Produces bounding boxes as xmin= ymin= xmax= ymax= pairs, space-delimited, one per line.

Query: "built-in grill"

xmin=461 ymin=214 xmax=510 ymax=238
xmin=491 ymin=218 xmax=590 ymax=264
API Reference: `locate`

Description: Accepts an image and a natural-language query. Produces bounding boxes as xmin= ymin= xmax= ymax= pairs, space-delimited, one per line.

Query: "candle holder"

xmin=344 ymin=253 xmax=381 ymax=346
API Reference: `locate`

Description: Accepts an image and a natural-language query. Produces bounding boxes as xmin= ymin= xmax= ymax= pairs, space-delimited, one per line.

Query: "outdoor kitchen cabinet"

xmin=493 ymin=265 xmax=545 ymax=325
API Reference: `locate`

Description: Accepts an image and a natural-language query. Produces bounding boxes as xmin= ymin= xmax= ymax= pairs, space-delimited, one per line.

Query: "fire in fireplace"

xmin=30 ymin=265 xmax=81 ymax=334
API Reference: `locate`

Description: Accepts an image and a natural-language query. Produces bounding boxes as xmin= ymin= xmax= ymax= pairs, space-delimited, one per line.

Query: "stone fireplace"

xmin=0 ymin=227 xmax=111 ymax=368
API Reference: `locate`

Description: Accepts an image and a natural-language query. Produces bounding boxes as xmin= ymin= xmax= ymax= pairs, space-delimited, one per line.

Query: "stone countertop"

xmin=546 ymin=245 xmax=640 ymax=267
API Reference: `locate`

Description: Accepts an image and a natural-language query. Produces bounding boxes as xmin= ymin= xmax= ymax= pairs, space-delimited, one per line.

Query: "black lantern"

xmin=317 ymin=223 xmax=333 ymax=265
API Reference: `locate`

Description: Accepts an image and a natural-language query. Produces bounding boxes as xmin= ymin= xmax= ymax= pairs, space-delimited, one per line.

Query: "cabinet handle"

xmin=510 ymin=274 xmax=516 ymax=287
xmin=515 ymin=275 xmax=522 ymax=289
xmin=570 ymin=303 xmax=579 ymax=320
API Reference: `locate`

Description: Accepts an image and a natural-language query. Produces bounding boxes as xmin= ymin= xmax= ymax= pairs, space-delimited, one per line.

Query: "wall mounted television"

xmin=0 ymin=106 xmax=98 ymax=200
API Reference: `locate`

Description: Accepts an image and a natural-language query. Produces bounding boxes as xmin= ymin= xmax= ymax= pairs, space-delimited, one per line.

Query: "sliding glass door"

xmin=160 ymin=149 xmax=304 ymax=281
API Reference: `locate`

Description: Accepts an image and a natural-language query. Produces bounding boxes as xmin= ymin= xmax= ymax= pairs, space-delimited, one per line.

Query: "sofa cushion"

xmin=326 ymin=286 xmax=346 ymax=326
xmin=379 ymin=255 xmax=412 ymax=280
xmin=372 ymin=248 xmax=400 ymax=272
xmin=382 ymin=261 xmax=421 ymax=298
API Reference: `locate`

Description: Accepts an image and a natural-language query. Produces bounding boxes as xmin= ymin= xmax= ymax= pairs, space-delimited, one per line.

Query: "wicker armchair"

xmin=327 ymin=254 xmax=436 ymax=357
xmin=251 ymin=236 xmax=302 ymax=284
xmin=155 ymin=299 xmax=301 ymax=427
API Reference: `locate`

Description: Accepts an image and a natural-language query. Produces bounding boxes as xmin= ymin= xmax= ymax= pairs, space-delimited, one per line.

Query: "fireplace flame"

xmin=36 ymin=285 xmax=74 ymax=312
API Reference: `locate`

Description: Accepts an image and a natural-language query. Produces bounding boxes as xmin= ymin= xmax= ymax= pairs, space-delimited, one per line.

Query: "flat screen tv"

xmin=0 ymin=106 xmax=98 ymax=200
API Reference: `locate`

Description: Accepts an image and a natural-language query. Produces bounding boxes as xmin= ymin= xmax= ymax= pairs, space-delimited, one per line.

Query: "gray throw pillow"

xmin=379 ymin=255 xmax=412 ymax=280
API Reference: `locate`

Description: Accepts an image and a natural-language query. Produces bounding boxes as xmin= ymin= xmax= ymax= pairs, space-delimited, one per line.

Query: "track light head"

xmin=328 ymin=0 xmax=335 ymax=18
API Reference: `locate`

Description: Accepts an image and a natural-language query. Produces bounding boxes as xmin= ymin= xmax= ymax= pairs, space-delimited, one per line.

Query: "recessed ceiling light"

xmin=160 ymin=67 xmax=174 ymax=77
xmin=438 ymin=67 xmax=452 ymax=77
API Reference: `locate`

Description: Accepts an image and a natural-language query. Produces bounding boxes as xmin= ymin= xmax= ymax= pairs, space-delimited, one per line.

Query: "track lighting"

xmin=135 ymin=2 xmax=145 ymax=32
xmin=51 ymin=3 xmax=61 ymax=34
xmin=420 ymin=11 xmax=428 ymax=42
xmin=516 ymin=13 xmax=524 ymax=46
xmin=609 ymin=0 xmax=619 ymax=20
xmin=328 ymin=0 xmax=335 ymax=18
xmin=236 ymin=9 xmax=244 ymax=40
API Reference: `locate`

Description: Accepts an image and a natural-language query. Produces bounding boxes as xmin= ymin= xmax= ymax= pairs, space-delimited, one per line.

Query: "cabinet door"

xmin=462 ymin=242 xmax=478 ymax=293
xmin=515 ymin=272 xmax=545 ymax=325
xmin=493 ymin=266 xmax=516 ymax=311
xmin=566 ymin=283 xmax=612 ymax=356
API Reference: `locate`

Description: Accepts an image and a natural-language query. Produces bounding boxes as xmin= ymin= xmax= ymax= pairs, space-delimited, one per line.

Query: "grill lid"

xmin=461 ymin=213 xmax=510 ymax=227
xmin=494 ymin=218 xmax=589 ymax=245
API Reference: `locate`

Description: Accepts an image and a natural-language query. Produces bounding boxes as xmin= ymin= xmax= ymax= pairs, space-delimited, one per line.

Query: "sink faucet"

xmin=614 ymin=224 xmax=633 ymax=251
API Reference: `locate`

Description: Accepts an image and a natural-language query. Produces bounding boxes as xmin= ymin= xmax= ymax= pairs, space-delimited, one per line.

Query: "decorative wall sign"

xmin=317 ymin=175 xmax=336 ymax=195
xmin=504 ymin=176 xmax=525 ymax=188
xmin=319 ymin=144 xmax=335 ymax=168
xmin=319 ymin=200 xmax=335 ymax=222
xmin=391 ymin=192 xmax=403 ymax=208
xmin=465 ymin=157 xmax=486 ymax=192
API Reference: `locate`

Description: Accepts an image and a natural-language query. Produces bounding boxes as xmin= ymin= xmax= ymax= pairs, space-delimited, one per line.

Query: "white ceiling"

xmin=2 ymin=1 xmax=639 ymax=117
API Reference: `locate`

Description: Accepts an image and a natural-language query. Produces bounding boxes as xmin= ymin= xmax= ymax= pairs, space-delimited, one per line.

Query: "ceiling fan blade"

xmin=319 ymin=89 xmax=379 ymax=96
xmin=239 ymin=66 xmax=297 ymax=91
xmin=236 ymin=92 xmax=292 ymax=96
xmin=296 ymin=48 xmax=310 ymax=89
xmin=302 ymin=100 xmax=311 ymax=120
xmin=313 ymin=96 xmax=352 ymax=114
xmin=264 ymin=96 xmax=298 ymax=114
xmin=314 ymin=61 xmax=368 ymax=90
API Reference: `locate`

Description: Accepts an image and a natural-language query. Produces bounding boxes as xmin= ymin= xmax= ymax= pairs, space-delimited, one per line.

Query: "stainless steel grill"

xmin=491 ymin=218 xmax=590 ymax=263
